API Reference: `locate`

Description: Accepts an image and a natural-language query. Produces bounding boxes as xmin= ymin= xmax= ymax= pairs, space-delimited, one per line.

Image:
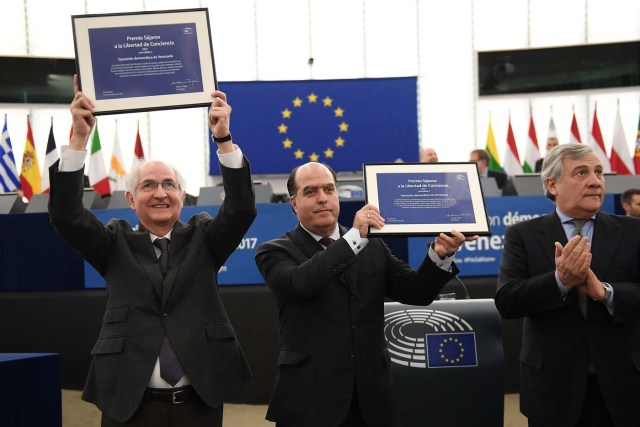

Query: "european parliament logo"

xmin=384 ymin=309 xmax=478 ymax=369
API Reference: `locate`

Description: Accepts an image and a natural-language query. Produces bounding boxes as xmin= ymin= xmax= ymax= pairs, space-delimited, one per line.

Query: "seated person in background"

xmin=534 ymin=135 xmax=559 ymax=172
xmin=469 ymin=148 xmax=508 ymax=189
xmin=419 ymin=147 xmax=438 ymax=163
xmin=621 ymin=188 xmax=640 ymax=217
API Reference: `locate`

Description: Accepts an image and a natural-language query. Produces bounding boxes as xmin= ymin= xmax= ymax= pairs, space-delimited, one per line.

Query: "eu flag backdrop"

xmin=211 ymin=77 xmax=418 ymax=175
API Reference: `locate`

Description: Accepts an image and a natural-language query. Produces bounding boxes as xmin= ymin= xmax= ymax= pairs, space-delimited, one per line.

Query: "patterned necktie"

xmin=153 ymin=238 xmax=184 ymax=386
xmin=571 ymin=219 xmax=589 ymax=318
xmin=319 ymin=237 xmax=335 ymax=247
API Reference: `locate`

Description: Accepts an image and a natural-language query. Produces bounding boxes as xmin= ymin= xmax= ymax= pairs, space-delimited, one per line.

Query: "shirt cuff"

xmin=343 ymin=228 xmax=368 ymax=255
xmin=555 ymin=271 xmax=570 ymax=298
xmin=59 ymin=146 xmax=88 ymax=172
xmin=217 ymin=145 xmax=244 ymax=169
xmin=428 ymin=244 xmax=453 ymax=272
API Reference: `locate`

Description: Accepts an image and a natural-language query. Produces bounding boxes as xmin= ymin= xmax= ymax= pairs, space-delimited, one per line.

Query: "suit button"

xmin=350 ymin=354 xmax=355 ymax=362
xmin=352 ymin=324 xmax=358 ymax=331
xmin=162 ymin=313 xmax=168 ymax=320
xmin=350 ymin=295 xmax=356 ymax=301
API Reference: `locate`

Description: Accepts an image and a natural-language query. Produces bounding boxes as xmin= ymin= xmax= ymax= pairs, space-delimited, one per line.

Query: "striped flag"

xmin=570 ymin=110 xmax=582 ymax=144
xmin=522 ymin=114 xmax=540 ymax=173
xmin=588 ymin=105 xmax=610 ymax=173
xmin=634 ymin=113 xmax=640 ymax=174
xmin=40 ymin=120 xmax=59 ymax=193
xmin=610 ymin=104 xmax=634 ymax=175
xmin=19 ymin=117 xmax=41 ymax=200
xmin=108 ymin=122 xmax=127 ymax=191
xmin=130 ymin=122 xmax=145 ymax=171
xmin=0 ymin=115 xmax=20 ymax=192
xmin=485 ymin=115 xmax=503 ymax=172
xmin=503 ymin=115 xmax=523 ymax=176
xmin=88 ymin=122 xmax=111 ymax=196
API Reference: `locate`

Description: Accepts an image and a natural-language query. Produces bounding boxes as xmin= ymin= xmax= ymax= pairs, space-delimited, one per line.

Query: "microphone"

xmin=454 ymin=275 xmax=471 ymax=300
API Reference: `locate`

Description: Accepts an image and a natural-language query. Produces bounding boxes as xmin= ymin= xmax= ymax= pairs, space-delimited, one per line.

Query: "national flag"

xmin=634 ymin=113 xmax=640 ymax=174
xmin=485 ymin=115 xmax=503 ymax=172
xmin=40 ymin=120 xmax=58 ymax=193
xmin=88 ymin=122 xmax=111 ymax=196
xmin=211 ymin=78 xmax=419 ymax=174
xmin=109 ymin=123 xmax=127 ymax=191
xmin=547 ymin=116 xmax=557 ymax=141
xmin=522 ymin=113 xmax=540 ymax=173
xmin=19 ymin=117 xmax=41 ymax=201
xmin=610 ymin=104 xmax=634 ymax=175
xmin=588 ymin=105 xmax=611 ymax=173
xmin=426 ymin=332 xmax=478 ymax=368
xmin=503 ymin=115 xmax=523 ymax=175
xmin=0 ymin=115 xmax=20 ymax=192
xmin=131 ymin=122 xmax=145 ymax=171
xmin=570 ymin=110 xmax=582 ymax=144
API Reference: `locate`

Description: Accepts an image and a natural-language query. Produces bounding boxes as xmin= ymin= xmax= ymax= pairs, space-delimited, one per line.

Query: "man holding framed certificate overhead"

xmin=49 ymin=75 xmax=256 ymax=425
xmin=254 ymin=162 xmax=478 ymax=427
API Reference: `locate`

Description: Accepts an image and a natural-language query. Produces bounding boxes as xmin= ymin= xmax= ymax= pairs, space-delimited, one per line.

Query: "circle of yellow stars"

xmin=438 ymin=337 xmax=465 ymax=364
xmin=277 ymin=92 xmax=349 ymax=162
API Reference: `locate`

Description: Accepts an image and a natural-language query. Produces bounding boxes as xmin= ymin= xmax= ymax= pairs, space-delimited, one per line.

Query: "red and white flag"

xmin=522 ymin=113 xmax=540 ymax=173
xmin=588 ymin=105 xmax=610 ymax=172
xmin=609 ymin=104 xmax=634 ymax=175
xmin=502 ymin=115 xmax=523 ymax=176
xmin=570 ymin=110 xmax=582 ymax=144
xmin=130 ymin=122 xmax=145 ymax=172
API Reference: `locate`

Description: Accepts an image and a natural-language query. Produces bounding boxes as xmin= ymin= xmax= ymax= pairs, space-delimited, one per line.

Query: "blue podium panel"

xmin=0 ymin=353 xmax=61 ymax=427
xmin=384 ymin=299 xmax=503 ymax=427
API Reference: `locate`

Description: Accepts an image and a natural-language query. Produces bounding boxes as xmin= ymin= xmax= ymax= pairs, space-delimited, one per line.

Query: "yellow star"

xmin=309 ymin=152 xmax=319 ymax=162
xmin=294 ymin=149 xmax=304 ymax=159
xmin=324 ymin=148 xmax=334 ymax=158
xmin=281 ymin=108 xmax=292 ymax=119
xmin=334 ymin=107 xmax=344 ymax=117
xmin=307 ymin=93 xmax=318 ymax=103
xmin=339 ymin=121 xmax=349 ymax=132
xmin=278 ymin=123 xmax=288 ymax=134
xmin=283 ymin=138 xmax=293 ymax=148
xmin=322 ymin=96 xmax=333 ymax=107
xmin=335 ymin=137 xmax=345 ymax=147
xmin=293 ymin=97 xmax=303 ymax=107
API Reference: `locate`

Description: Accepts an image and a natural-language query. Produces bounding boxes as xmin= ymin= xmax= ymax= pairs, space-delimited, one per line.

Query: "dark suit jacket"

xmin=534 ymin=158 xmax=544 ymax=173
xmin=487 ymin=169 xmax=508 ymax=189
xmin=255 ymin=225 xmax=458 ymax=427
xmin=48 ymin=160 xmax=257 ymax=422
xmin=495 ymin=211 xmax=640 ymax=426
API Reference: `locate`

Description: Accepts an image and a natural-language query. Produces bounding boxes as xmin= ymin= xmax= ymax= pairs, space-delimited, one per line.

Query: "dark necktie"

xmin=319 ymin=237 xmax=335 ymax=247
xmin=153 ymin=238 xmax=184 ymax=386
xmin=571 ymin=219 xmax=589 ymax=318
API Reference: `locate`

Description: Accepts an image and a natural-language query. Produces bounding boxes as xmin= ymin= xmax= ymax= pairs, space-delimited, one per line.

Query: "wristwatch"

xmin=594 ymin=282 xmax=612 ymax=304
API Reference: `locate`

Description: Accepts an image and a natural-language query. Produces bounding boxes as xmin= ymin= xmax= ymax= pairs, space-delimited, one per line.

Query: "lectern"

xmin=384 ymin=299 xmax=504 ymax=426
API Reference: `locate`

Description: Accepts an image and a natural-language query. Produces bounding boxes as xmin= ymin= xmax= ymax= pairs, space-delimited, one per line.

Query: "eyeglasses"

xmin=137 ymin=179 xmax=181 ymax=192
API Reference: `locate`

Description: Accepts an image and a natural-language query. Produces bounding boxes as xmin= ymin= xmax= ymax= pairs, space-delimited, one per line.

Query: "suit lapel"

xmin=290 ymin=224 xmax=324 ymax=259
xmin=160 ymin=220 xmax=188 ymax=307
xmin=590 ymin=213 xmax=620 ymax=277
xmin=534 ymin=211 xmax=566 ymax=266
xmin=128 ymin=227 xmax=163 ymax=301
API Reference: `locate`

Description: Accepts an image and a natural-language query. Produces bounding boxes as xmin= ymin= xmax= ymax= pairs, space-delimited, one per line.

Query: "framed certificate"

xmin=72 ymin=9 xmax=217 ymax=115
xmin=363 ymin=162 xmax=491 ymax=237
